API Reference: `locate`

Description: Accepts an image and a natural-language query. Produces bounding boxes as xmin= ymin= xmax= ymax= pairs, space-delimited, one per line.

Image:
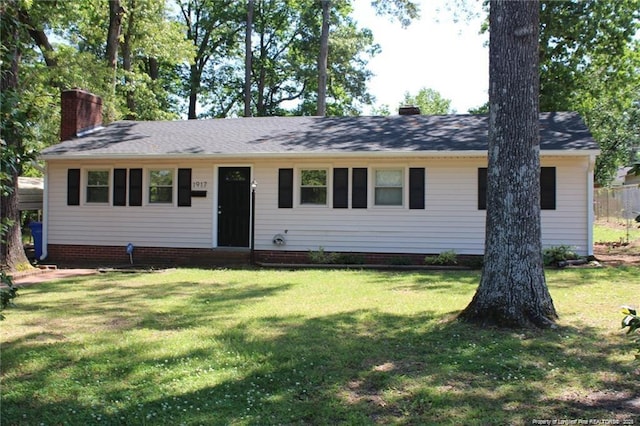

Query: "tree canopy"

xmin=401 ymin=87 xmax=453 ymax=115
xmin=539 ymin=0 xmax=640 ymax=185
xmin=0 ymin=0 xmax=418 ymax=270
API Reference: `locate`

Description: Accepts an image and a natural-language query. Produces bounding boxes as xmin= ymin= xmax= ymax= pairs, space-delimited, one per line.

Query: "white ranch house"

xmin=39 ymin=89 xmax=599 ymax=266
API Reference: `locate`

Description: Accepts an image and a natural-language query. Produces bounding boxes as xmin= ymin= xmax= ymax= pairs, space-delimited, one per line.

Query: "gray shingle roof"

xmin=41 ymin=112 xmax=599 ymax=159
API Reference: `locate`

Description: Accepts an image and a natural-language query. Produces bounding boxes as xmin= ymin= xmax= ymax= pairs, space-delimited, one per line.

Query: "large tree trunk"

xmin=459 ymin=0 xmax=557 ymax=328
xmin=316 ymin=0 xmax=330 ymax=116
xmin=244 ymin=0 xmax=253 ymax=117
xmin=0 ymin=174 xmax=28 ymax=271
xmin=0 ymin=1 xmax=31 ymax=271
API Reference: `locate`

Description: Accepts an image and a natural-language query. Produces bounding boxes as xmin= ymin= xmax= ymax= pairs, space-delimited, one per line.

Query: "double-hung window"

xmin=149 ymin=169 xmax=173 ymax=204
xmin=300 ymin=169 xmax=327 ymax=205
xmin=374 ymin=169 xmax=403 ymax=206
xmin=86 ymin=170 xmax=109 ymax=203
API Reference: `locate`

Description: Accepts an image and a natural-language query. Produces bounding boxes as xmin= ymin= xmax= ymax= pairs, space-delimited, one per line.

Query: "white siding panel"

xmin=47 ymin=162 xmax=213 ymax=248
xmin=46 ymin=156 xmax=593 ymax=255
xmin=253 ymin=157 xmax=592 ymax=256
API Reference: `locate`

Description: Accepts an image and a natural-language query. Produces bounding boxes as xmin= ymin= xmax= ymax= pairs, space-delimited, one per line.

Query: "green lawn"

xmin=2 ymin=268 xmax=639 ymax=425
xmin=594 ymin=219 xmax=640 ymax=245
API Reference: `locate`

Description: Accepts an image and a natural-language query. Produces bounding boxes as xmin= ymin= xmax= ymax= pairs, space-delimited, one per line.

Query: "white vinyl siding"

xmin=46 ymin=155 xmax=593 ymax=256
xmin=47 ymin=161 xmax=213 ymax=249
xmin=254 ymin=157 xmax=593 ymax=256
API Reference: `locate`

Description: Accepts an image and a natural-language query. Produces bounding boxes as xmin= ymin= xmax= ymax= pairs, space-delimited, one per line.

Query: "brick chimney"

xmin=399 ymin=105 xmax=421 ymax=115
xmin=60 ymin=89 xmax=103 ymax=141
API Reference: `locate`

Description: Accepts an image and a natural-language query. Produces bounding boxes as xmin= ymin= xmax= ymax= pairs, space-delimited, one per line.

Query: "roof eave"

xmin=40 ymin=148 xmax=600 ymax=162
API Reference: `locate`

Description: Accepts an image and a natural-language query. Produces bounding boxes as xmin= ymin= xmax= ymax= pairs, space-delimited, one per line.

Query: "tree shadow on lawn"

xmin=3 ymin=308 xmax=639 ymax=425
xmin=362 ymin=271 xmax=481 ymax=298
xmin=9 ymin=275 xmax=295 ymax=332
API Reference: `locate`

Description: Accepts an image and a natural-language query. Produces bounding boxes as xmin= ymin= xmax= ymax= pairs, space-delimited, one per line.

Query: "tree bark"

xmin=17 ymin=8 xmax=57 ymax=67
xmin=121 ymin=0 xmax=135 ymax=119
xmin=244 ymin=0 xmax=253 ymax=117
xmin=316 ymin=0 xmax=330 ymax=116
xmin=147 ymin=57 xmax=159 ymax=80
xmin=0 ymin=1 xmax=31 ymax=271
xmin=106 ymin=0 xmax=124 ymax=71
xmin=188 ymin=63 xmax=201 ymax=119
xmin=459 ymin=0 xmax=557 ymax=328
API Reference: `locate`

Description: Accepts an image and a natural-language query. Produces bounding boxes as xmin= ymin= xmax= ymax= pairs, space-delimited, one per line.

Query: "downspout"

xmin=40 ymin=161 xmax=49 ymax=261
xmin=587 ymin=155 xmax=596 ymax=257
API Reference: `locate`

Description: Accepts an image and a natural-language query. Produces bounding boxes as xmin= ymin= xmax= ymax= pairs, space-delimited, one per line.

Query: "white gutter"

xmin=587 ymin=154 xmax=596 ymax=256
xmin=40 ymin=162 xmax=49 ymax=261
xmin=39 ymin=149 xmax=601 ymax=162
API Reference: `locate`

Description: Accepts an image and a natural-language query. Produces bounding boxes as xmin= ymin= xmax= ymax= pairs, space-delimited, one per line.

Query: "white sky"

xmin=351 ymin=0 xmax=489 ymax=114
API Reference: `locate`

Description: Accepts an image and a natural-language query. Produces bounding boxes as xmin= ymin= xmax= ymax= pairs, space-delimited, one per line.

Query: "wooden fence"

xmin=594 ymin=185 xmax=640 ymax=222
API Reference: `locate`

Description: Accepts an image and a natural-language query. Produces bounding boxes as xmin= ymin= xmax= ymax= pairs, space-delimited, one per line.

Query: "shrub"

xmin=334 ymin=253 xmax=366 ymax=265
xmin=543 ymin=245 xmax=578 ymax=266
xmin=387 ymin=256 xmax=413 ymax=266
xmin=621 ymin=305 xmax=640 ymax=361
xmin=0 ymin=271 xmax=19 ymax=321
xmin=425 ymin=250 xmax=458 ymax=266
xmin=308 ymin=247 xmax=338 ymax=264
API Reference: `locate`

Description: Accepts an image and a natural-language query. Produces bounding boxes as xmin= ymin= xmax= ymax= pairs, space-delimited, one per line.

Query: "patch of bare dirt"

xmin=555 ymin=389 xmax=640 ymax=416
xmin=593 ymin=243 xmax=640 ymax=267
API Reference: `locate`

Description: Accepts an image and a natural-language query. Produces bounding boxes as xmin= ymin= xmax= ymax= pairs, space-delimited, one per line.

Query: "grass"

xmin=2 ymin=267 xmax=639 ymax=425
xmin=594 ymin=219 xmax=640 ymax=245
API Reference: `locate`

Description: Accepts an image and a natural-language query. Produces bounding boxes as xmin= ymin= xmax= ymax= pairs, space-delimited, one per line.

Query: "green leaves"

xmin=621 ymin=305 xmax=640 ymax=361
xmin=539 ymin=0 xmax=640 ymax=185
xmin=401 ymin=87 xmax=453 ymax=115
xmin=621 ymin=305 xmax=639 ymax=333
xmin=0 ymin=271 xmax=19 ymax=321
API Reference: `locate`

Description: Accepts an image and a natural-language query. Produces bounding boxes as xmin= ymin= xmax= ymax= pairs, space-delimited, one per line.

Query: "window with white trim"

xmin=374 ymin=169 xmax=403 ymax=206
xmin=300 ymin=169 xmax=327 ymax=205
xmin=149 ymin=169 xmax=173 ymax=203
xmin=86 ymin=170 xmax=109 ymax=203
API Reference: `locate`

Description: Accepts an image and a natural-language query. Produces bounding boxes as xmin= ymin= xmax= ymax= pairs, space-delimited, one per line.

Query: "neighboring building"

xmin=18 ymin=177 xmax=44 ymax=212
xmin=38 ymin=89 xmax=600 ymax=265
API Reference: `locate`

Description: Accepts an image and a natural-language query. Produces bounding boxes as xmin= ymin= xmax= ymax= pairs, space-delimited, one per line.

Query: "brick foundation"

xmin=45 ymin=245 xmax=482 ymax=268
xmin=255 ymin=250 xmax=482 ymax=267
xmin=47 ymin=244 xmax=250 ymax=267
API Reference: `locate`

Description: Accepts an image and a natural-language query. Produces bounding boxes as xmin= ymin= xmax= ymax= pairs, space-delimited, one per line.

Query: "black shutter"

xmin=113 ymin=168 xmax=127 ymax=206
xmin=333 ymin=168 xmax=348 ymax=208
xmin=409 ymin=168 xmax=425 ymax=209
xmin=540 ymin=167 xmax=556 ymax=210
xmin=129 ymin=168 xmax=143 ymax=206
xmin=352 ymin=168 xmax=367 ymax=209
xmin=178 ymin=168 xmax=192 ymax=207
xmin=478 ymin=167 xmax=487 ymax=210
xmin=278 ymin=168 xmax=293 ymax=208
xmin=67 ymin=169 xmax=80 ymax=206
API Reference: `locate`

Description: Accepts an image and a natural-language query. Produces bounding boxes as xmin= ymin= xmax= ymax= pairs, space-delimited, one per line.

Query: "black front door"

xmin=217 ymin=167 xmax=251 ymax=247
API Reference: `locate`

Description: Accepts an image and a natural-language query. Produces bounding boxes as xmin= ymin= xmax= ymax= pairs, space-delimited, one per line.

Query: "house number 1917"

xmin=192 ymin=181 xmax=208 ymax=189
